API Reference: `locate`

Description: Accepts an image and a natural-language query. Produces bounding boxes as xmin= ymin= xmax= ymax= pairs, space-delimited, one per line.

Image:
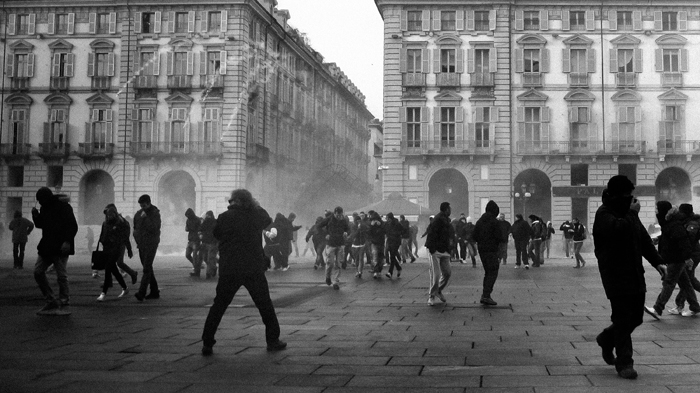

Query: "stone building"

xmin=0 ymin=0 xmax=373 ymax=247
xmin=375 ymin=0 xmax=700 ymax=229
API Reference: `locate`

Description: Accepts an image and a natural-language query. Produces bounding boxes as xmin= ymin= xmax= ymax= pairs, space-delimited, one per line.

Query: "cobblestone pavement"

xmin=2 ymin=249 xmax=700 ymax=393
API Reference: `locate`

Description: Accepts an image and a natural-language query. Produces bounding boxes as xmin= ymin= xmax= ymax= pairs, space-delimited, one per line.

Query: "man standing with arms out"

xmin=473 ymin=201 xmax=506 ymax=306
xmin=133 ymin=194 xmax=161 ymax=302
xmin=201 ymin=189 xmax=286 ymax=355
xmin=425 ymin=202 xmax=453 ymax=306
xmin=9 ymin=210 xmax=34 ymax=269
xmin=593 ymin=175 xmax=665 ymax=379
xmin=510 ymin=214 xmax=530 ymax=269
xmin=32 ymin=187 xmax=78 ymax=315
xmin=317 ymin=207 xmax=349 ymax=289
xmin=560 ymin=220 xmax=574 ymax=258
xmin=496 ymin=213 xmax=511 ymax=265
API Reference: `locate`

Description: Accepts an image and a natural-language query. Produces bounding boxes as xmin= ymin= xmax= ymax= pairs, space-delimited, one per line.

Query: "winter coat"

xmin=214 ymin=204 xmax=272 ymax=275
xmin=510 ymin=218 xmax=531 ymax=242
xmin=560 ymin=222 xmax=574 ymax=239
xmin=400 ymin=219 xmax=411 ymax=239
xmin=425 ymin=211 xmax=453 ymax=254
xmin=99 ymin=210 xmax=133 ymax=255
xmin=658 ymin=208 xmax=693 ymax=265
xmin=497 ymin=219 xmax=511 ymax=243
xmin=317 ymin=215 xmax=350 ymax=247
xmin=200 ymin=215 xmax=217 ymax=244
xmin=185 ymin=208 xmax=201 ymax=242
xmin=464 ymin=222 xmax=476 ymax=243
xmin=385 ymin=218 xmax=404 ymax=247
xmin=530 ymin=220 xmax=545 ymax=240
xmin=133 ymin=204 xmax=161 ymax=248
xmin=546 ymin=225 xmax=555 ymax=240
xmin=473 ymin=201 xmax=505 ymax=253
xmin=306 ymin=217 xmax=327 ymax=248
xmin=571 ymin=223 xmax=586 ymax=242
xmin=32 ymin=196 xmax=78 ymax=257
xmin=455 ymin=219 xmax=467 ymax=240
xmin=368 ymin=217 xmax=386 ymax=245
xmin=684 ymin=213 xmax=700 ymax=262
xmin=9 ymin=216 xmax=34 ymax=244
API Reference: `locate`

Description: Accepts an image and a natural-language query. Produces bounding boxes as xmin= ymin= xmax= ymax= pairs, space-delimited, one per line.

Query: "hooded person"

xmin=496 ymin=213 xmax=512 ymax=264
xmin=384 ymin=212 xmax=403 ymax=279
xmin=464 ymin=216 xmax=478 ymax=267
xmin=185 ymin=208 xmax=203 ymax=277
xmin=425 ymin=202 xmax=454 ymax=305
xmin=96 ymin=204 xmax=133 ymax=301
xmin=527 ymin=214 xmax=545 ymax=267
xmin=473 ymin=200 xmax=506 ymax=306
xmin=671 ymin=204 xmax=700 ymax=313
xmin=9 ymin=210 xmax=34 ymax=269
xmin=305 ymin=216 xmax=327 ymax=269
xmin=200 ymin=210 xmax=219 ymax=279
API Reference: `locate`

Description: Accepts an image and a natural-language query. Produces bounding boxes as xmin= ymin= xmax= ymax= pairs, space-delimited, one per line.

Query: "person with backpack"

xmin=572 ymin=217 xmax=587 ymax=268
xmin=527 ymin=215 xmax=545 ymax=267
xmin=669 ymin=203 xmax=700 ymax=314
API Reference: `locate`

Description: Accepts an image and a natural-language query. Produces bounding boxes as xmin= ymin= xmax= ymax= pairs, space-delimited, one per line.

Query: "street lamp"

xmin=514 ymin=183 xmax=535 ymax=215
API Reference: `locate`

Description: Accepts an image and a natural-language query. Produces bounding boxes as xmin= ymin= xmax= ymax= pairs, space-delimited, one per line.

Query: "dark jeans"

xmin=676 ymin=260 xmax=700 ymax=308
xmin=497 ymin=242 xmax=508 ymax=262
xmin=202 ymin=272 xmax=281 ymax=348
xmin=480 ymin=251 xmax=500 ymax=298
xmin=116 ymin=246 xmax=137 ymax=278
xmin=13 ymin=242 xmax=26 ymax=267
xmin=528 ymin=239 xmax=542 ymax=266
xmin=597 ymin=293 xmax=645 ymax=371
xmin=34 ymin=254 xmax=69 ymax=305
xmin=102 ymin=250 xmax=126 ymax=293
xmin=186 ymin=241 xmax=202 ymax=273
xmin=137 ymin=245 xmax=159 ymax=297
xmin=387 ymin=242 xmax=402 ymax=275
xmin=458 ymin=239 xmax=467 ymax=260
xmin=655 ymin=262 xmax=700 ymax=312
xmin=514 ymin=240 xmax=529 ymax=266
xmin=314 ymin=242 xmax=326 ymax=268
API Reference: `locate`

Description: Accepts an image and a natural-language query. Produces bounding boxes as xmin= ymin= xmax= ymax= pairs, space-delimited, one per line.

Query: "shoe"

xmin=480 ymin=297 xmax=497 ymax=306
xmin=134 ymin=293 xmax=144 ymax=302
xmin=373 ymin=273 xmax=379 ymax=279
xmin=385 ymin=273 xmax=392 ymax=279
xmin=410 ymin=257 xmax=415 ymax=263
xmin=460 ymin=260 xmax=466 ymax=264
xmin=617 ymin=366 xmax=638 ymax=379
xmin=118 ymin=288 xmax=129 ymax=298
xmin=131 ymin=272 xmax=138 ymax=285
xmin=282 ymin=267 xmax=289 ymax=271
xmin=581 ymin=261 xmax=586 ymax=267
xmin=667 ymin=306 xmax=684 ymax=315
xmin=355 ymin=272 xmax=362 ymax=278
xmin=266 ymin=340 xmax=288 ymax=351
xmin=428 ymin=296 xmax=434 ymax=306
xmin=436 ymin=292 xmax=446 ymax=303
xmin=313 ymin=265 xmax=318 ymax=270
xmin=573 ymin=266 xmax=581 ymax=268
xmin=92 ymin=272 xmax=100 ymax=279
xmin=325 ymin=277 xmax=332 ymax=286
xmin=97 ymin=293 xmax=106 ymax=302
xmin=145 ymin=292 xmax=160 ymax=299
xmin=189 ymin=272 xmax=200 ymax=278
xmin=571 ymin=256 xmax=575 ymax=259
xmin=472 ymin=264 xmax=476 ymax=268
xmin=644 ymin=306 xmax=661 ymax=320
xmin=397 ymin=271 xmax=401 ymax=278
xmin=514 ymin=265 xmax=520 ymax=269
xmin=201 ymin=345 xmax=213 ymax=356
xmin=332 ymin=283 xmax=340 ymax=290
xmin=596 ymin=334 xmax=616 ymax=365
xmin=525 ymin=265 xmax=530 ymax=270
xmin=681 ymin=310 xmax=697 ymax=317
xmin=37 ymin=302 xmax=59 ymax=315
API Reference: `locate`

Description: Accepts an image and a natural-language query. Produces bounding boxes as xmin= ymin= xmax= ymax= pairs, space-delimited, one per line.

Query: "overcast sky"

xmin=275 ymin=0 xmax=384 ymax=119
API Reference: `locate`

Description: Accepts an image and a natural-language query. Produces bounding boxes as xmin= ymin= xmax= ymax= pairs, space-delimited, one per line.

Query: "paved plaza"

xmin=2 ymin=250 xmax=700 ymax=393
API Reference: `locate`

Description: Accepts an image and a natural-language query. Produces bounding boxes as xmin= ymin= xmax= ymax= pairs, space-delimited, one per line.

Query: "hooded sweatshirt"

xmin=658 ymin=206 xmax=692 ymax=264
xmin=185 ymin=208 xmax=201 ymax=242
xmin=9 ymin=211 xmax=34 ymax=244
xmin=473 ymin=200 xmax=505 ymax=253
xmin=32 ymin=188 xmax=78 ymax=257
xmin=99 ymin=205 xmax=133 ymax=255
xmin=425 ymin=210 xmax=453 ymax=254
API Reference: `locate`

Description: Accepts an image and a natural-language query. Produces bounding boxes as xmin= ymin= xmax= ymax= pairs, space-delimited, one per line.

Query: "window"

xmin=11 ymin=53 xmax=33 ymax=78
xmin=617 ymin=11 xmax=633 ymax=30
xmin=173 ymin=52 xmax=188 ymax=75
xmin=16 ymin=14 xmax=33 ymax=35
xmin=474 ymin=107 xmax=490 ymax=148
xmin=524 ymin=107 xmax=541 ymax=145
xmin=661 ymin=105 xmax=682 ymax=148
xmin=662 ymin=12 xmax=677 ymax=31
xmin=406 ymin=49 xmax=422 ymax=73
xmin=441 ymin=49 xmax=456 ymax=73
xmin=440 ymin=107 xmax=455 ymax=147
xmin=141 ymin=12 xmax=155 ymax=33
xmin=8 ymin=167 xmax=24 ymax=187
xmin=94 ymin=53 xmax=113 ymax=77
xmin=169 ymin=108 xmax=188 ymax=151
xmin=618 ymin=164 xmax=637 ymax=184
xmin=56 ymin=14 xmax=70 ymax=34
xmin=202 ymin=108 xmax=220 ymax=142
xmin=570 ymin=11 xmax=585 ymax=30
xmin=408 ymin=165 xmax=418 ymax=180
xmin=617 ymin=49 xmax=634 ymax=72
xmin=441 ymin=11 xmax=456 ymax=31
xmin=616 ymin=106 xmax=637 ymax=150
xmin=206 ymin=51 xmax=221 ymax=74
xmin=524 ymin=11 xmax=539 ymax=30
xmin=140 ymin=52 xmax=156 ymax=75
xmin=407 ymin=11 xmax=422 ymax=31
xmin=49 ymin=109 xmax=67 ymax=145
xmin=175 ymin=12 xmax=188 ymax=33
xmin=96 ymin=13 xmax=110 ymax=34
xmin=406 ymin=107 xmax=421 ymax=148
xmin=474 ymin=49 xmax=489 ymax=73
xmin=51 ymin=53 xmax=74 ymax=78
xmin=47 ymin=166 xmax=63 ymax=188
xmin=10 ymin=110 xmax=27 ymax=150
xmin=208 ymin=12 xmax=222 ymax=33
xmin=90 ymin=109 xmax=113 ymax=149
xmin=134 ymin=109 xmax=154 ymax=147
xmin=474 ymin=11 xmax=489 ymax=31
xmin=571 ymin=164 xmax=588 ymax=186
xmin=524 ymin=49 xmax=540 ymax=73
xmin=570 ymin=49 xmax=586 ymax=74
xmin=663 ymin=49 xmax=679 ymax=72
xmin=569 ymin=107 xmax=589 ymax=149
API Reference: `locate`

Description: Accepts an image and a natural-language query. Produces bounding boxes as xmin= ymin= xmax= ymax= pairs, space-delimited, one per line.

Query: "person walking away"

xmin=464 ymin=217 xmax=478 ymax=267
xmin=572 ymin=218 xmax=587 ymax=268
xmin=593 ymin=175 xmax=665 ymax=379
xmin=425 ymin=202 xmax=453 ymax=306
xmin=9 ymin=210 xmax=34 ymax=269
xmin=510 ymin=214 xmax=530 ymax=269
xmin=272 ymin=213 xmax=292 ymax=271
xmin=369 ymin=211 xmax=386 ymax=278
xmin=201 ymin=189 xmax=286 ymax=355
xmin=496 ymin=213 xmax=511 ymax=265
xmin=527 ymin=215 xmax=545 ymax=267
xmin=185 ymin=208 xmax=203 ymax=277
xmin=399 ymin=215 xmax=412 ymax=263
xmin=200 ymin=211 xmax=218 ymax=279
xmin=455 ymin=216 xmax=468 ymax=263
xmin=263 ymin=219 xmax=280 ymax=270
xmin=560 ymin=220 xmax=574 ymax=258
xmin=473 ymin=201 xmax=506 ymax=306
xmin=133 ymin=194 xmax=161 ymax=302
xmin=32 ymin=187 xmax=78 ymax=315
xmin=669 ymin=203 xmax=700 ymax=314
xmin=317 ymin=207 xmax=349 ymax=289
xmin=544 ymin=221 xmax=555 ymax=259
xmin=384 ymin=212 xmax=403 ymax=279
xmin=96 ymin=205 xmax=133 ymax=301
xmin=644 ymin=201 xmax=700 ymax=319
xmin=87 ymin=226 xmax=101 ymax=279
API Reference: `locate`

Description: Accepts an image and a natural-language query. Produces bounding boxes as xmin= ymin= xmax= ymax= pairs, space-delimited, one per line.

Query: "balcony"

xmin=516 ymin=140 xmax=645 ymax=157
xmin=200 ymin=74 xmax=223 ymax=89
xmin=522 ymin=72 xmax=542 ymax=87
xmin=568 ymin=73 xmax=588 ymax=87
xmin=616 ymin=73 xmax=637 ymax=88
xmin=661 ymin=72 xmax=683 ymax=87
xmin=76 ymin=143 xmax=115 ymax=160
xmin=134 ymin=75 xmax=158 ymax=89
xmin=436 ymin=73 xmax=460 ymax=87
xmin=0 ymin=143 xmax=32 ymax=160
xmin=400 ymin=139 xmax=496 ymax=158
xmin=246 ymin=143 xmax=270 ymax=164
xmin=50 ymin=76 xmax=70 ymax=91
xmin=167 ymin=75 xmax=192 ymax=90
xmin=129 ymin=142 xmax=222 ymax=159
xmin=92 ymin=76 xmax=112 ymax=91
xmin=402 ymin=73 xmax=426 ymax=87
xmin=470 ymin=72 xmax=494 ymax=87
xmin=11 ymin=77 xmax=29 ymax=90
xmin=657 ymin=140 xmax=700 ymax=160
xmin=37 ymin=143 xmax=70 ymax=160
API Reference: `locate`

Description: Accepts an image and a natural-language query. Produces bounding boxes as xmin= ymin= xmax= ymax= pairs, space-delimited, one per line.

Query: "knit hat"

xmin=679 ymin=203 xmax=694 ymax=216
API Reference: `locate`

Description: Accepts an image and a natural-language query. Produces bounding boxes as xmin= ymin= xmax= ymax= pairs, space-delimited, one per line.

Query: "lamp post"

xmin=514 ymin=183 xmax=535 ymax=216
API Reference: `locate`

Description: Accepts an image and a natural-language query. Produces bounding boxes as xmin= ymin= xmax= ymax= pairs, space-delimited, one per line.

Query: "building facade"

xmin=0 ymin=0 xmax=374 ymax=244
xmin=375 ymin=0 xmax=700 ymax=228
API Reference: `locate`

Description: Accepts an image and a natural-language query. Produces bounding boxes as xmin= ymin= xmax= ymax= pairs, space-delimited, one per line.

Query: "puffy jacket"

xmin=560 ymin=222 xmax=574 ymax=239
xmin=99 ymin=208 xmax=132 ymax=255
xmin=215 ymin=204 xmax=272 ymax=275
xmin=473 ymin=201 xmax=505 ymax=253
xmin=425 ymin=211 xmax=453 ymax=254
xmin=497 ymin=219 xmax=511 ymax=243
xmin=510 ymin=218 xmax=531 ymax=242
xmin=200 ymin=215 xmax=217 ymax=244
xmin=572 ymin=223 xmax=586 ymax=242
xmin=368 ymin=217 xmax=386 ymax=245
xmin=384 ymin=218 xmax=403 ymax=247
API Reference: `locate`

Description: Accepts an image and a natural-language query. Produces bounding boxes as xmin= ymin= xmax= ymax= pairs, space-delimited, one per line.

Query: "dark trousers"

xmin=597 ymin=293 xmax=645 ymax=371
xmin=314 ymin=242 xmax=326 ymax=268
xmin=514 ymin=240 xmax=529 ymax=266
xmin=387 ymin=242 xmax=402 ymax=275
xmin=528 ymin=239 xmax=542 ymax=266
xmin=186 ymin=241 xmax=202 ymax=273
xmin=102 ymin=250 xmax=127 ymax=293
xmin=480 ymin=251 xmax=500 ymax=298
xmin=202 ymin=272 xmax=280 ymax=347
xmin=137 ymin=245 xmax=159 ymax=297
xmin=13 ymin=242 xmax=26 ymax=267
xmin=116 ymin=246 xmax=137 ymax=278
xmin=676 ymin=260 xmax=700 ymax=308
xmin=458 ymin=239 xmax=467 ymax=260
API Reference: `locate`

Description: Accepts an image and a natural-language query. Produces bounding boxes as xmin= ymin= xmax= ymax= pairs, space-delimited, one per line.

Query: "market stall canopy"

xmin=350 ymin=192 xmax=429 ymax=217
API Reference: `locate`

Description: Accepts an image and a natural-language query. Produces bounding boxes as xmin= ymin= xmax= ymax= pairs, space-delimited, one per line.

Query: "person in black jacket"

xmin=384 ymin=212 xmax=403 ymax=279
xmin=560 ymin=220 xmax=574 ymax=258
xmin=306 ymin=216 xmax=327 ymax=270
xmin=527 ymin=215 xmax=545 ymax=267
xmin=671 ymin=204 xmax=700 ymax=314
xmin=133 ymin=194 xmax=161 ymax=302
xmin=32 ymin=187 xmax=78 ymax=315
xmin=510 ymin=214 xmax=531 ymax=268
xmin=199 ymin=211 xmax=218 ymax=279
xmin=473 ymin=200 xmax=506 ymax=306
xmin=644 ymin=202 xmax=700 ymax=319
xmin=425 ymin=202 xmax=453 ymax=306
xmin=317 ymin=206 xmax=350 ymax=289
xmin=96 ymin=205 xmax=133 ymax=301
xmin=369 ymin=211 xmax=386 ymax=278
xmin=593 ymin=175 xmax=664 ymax=379
xmin=497 ymin=213 xmax=511 ymax=265
xmin=185 ymin=208 xmax=202 ymax=277
xmin=9 ymin=210 xmax=34 ymax=269
xmin=201 ymin=189 xmax=286 ymax=355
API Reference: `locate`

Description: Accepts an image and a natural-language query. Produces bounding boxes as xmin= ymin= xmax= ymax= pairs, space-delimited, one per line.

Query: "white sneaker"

xmin=118 ymin=288 xmax=129 ymax=298
xmin=282 ymin=267 xmax=289 ymax=271
xmin=667 ymin=306 xmax=684 ymax=315
xmin=427 ymin=296 xmax=434 ymax=306
xmin=514 ymin=265 xmax=520 ymax=269
xmin=681 ymin=310 xmax=697 ymax=317
xmin=96 ymin=293 xmax=106 ymax=302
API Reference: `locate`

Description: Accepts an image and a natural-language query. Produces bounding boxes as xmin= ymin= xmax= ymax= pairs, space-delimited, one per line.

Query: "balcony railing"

xmin=129 ymin=141 xmax=222 ymax=157
xmin=134 ymin=75 xmax=158 ymax=89
xmin=661 ymin=72 xmax=683 ymax=87
xmin=470 ymin=72 xmax=494 ymax=87
xmin=436 ymin=73 xmax=460 ymax=87
xmin=92 ymin=76 xmax=112 ymax=90
xmin=522 ymin=72 xmax=542 ymax=87
xmin=0 ymin=143 xmax=32 ymax=159
xmin=402 ymin=73 xmax=426 ymax=87
xmin=246 ymin=143 xmax=270 ymax=164
xmin=76 ymin=143 xmax=115 ymax=159
xmin=516 ymin=140 xmax=646 ymax=155
xmin=568 ymin=73 xmax=588 ymax=87
xmin=50 ymin=76 xmax=70 ymax=91
xmin=167 ymin=75 xmax=192 ymax=89
xmin=11 ymin=77 xmax=29 ymax=90
xmin=616 ymin=73 xmax=637 ymax=88
xmin=400 ymin=140 xmax=495 ymax=156
xmin=200 ymin=74 xmax=224 ymax=89
xmin=37 ymin=143 xmax=71 ymax=159
xmin=657 ymin=140 xmax=700 ymax=155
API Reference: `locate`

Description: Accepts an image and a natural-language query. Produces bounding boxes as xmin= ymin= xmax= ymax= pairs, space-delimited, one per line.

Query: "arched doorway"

xmin=81 ymin=170 xmax=115 ymax=225
xmin=513 ymin=169 xmax=552 ymax=221
xmin=656 ymin=167 xmax=691 ymax=206
xmin=428 ymin=168 xmax=469 ymax=217
xmin=158 ymin=171 xmax=197 ymax=227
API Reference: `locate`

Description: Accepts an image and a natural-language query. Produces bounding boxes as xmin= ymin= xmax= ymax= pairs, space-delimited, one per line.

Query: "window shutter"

xmin=399 ymin=106 xmax=407 ymax=123
xmin=164 ymin=121 xmax=172 ymax=144
xmin=679 ymin=11 xmax=688 ymax=31
xmin=105 ymin=118 xmax=113 ymax=144
xmin=28 ymin=13 xmax=36 ymax=35
xmin=587 ymin=48 xmax=596 ymax=73
xmin=633 ymin=48 xmax=642 ymax=73
xmin=400 ymin=10 xmax=407 ymax=31
xmin=6 ymin=54 xmax=14 ymax=77
xmin=130 ymin=108 xmax=139 ymax=121
xmin=610 ymin=123 xmax=619 ymax=144
xmin=67 ymin=13 xmax=75 ymax=34
xmin=186 ymin=51 xmax=194 ymax=75
xmin=52 ymin=53 xmax=61 ymax=77
xmin=48 ymin=13 xmax=55 ymax=34
xmin=490 ymin=106 xmax=499 ymax=123
xmin=585 ymin=10 xmax=595 ymax=31
xmin=609 ymin=49 xmax=618 ymax=73
xmin=475 ymin=106 xmax=484 ymax=122
xmin=456 ymin=107 xmax=464 ymax=143
xmin=634 ymin=107 xmax=642 ymax=142
xmin=541 ymin=49 xmax=550 ymax=73
xmin=92 ymin=109 xmax=100 ymax=121
xmin=633 ymin=11 xmax=642 ymax=31
xmin=106 ymin=109 xmax=113 ymax=122
xmin=467 ymin=48 xmax=475 ymax=73
xmin=517 ymin=106 xmax=525 ymax=122
xmin=199 ymin=51 xmax=207 ymax=75
xmin=65 ymin=53 xmax=74 ymax=77
xmin=515 ymin=48 xmax=523 ymax=73
xmin=26 ymin=53 xmax=34 ymax=77
xmin=188 ymin=11 xmax=196 ymax=33
xmin=433 ymin=10 xmax=441 ymax=31
xmin=421 ymin=107 xmax=429 ymax=124
xmin=489 ymin=48 xmax=497 ymax=73
xmin=8 ymin=14 xmax=15 ymax=35
xmin=540 ymin=10 xmax=549 ymax=31
xmin=200 ymin=11 xmax=208 ymax=32
xmin=85 ymin=122 xmax=92 ymax=143
xmin=166 ymin=52 xmax=174 ymax=75
xmin=219 ymin=50 xmax=227 ymax=74
xmin=562 ymin=49 xmax=571 ymax=73
xmin=654 ymin=11 xmax=662 ymax=31
xmin=220 ymin=10 xmax=227 ymax=32
xmin=515 ymin=10 xmax=523 ymax=31
xmin=134 ymin=12 xmax=142 ymax=33
xmin=421 ymin=48 xmax=430 ymax=73
xmin=541 ymin=106 xmax=550 ymax=122
xmin=468 ymin=123 xmax=476 ymax=143
xmin=168 ymin=11 xmax=176 ymax=33
xmin=109 ymin=12 xmax=117 ymax=34
xmin=562 ymin=10 xmax=570 ymax=31
xmin=655 ymin=48 xmax=663 ymax=72
xmin=50 ymin=109 xmax=58 ymax=122
xmin=608 ymin=10 xmax=617 ymax=31
xmin=680 ymin=49 xmax=688 ymax=72
xmin=456 ymin=49 xmax=464 ymax=73
xmin=433 ymin=107 xmax=441 ymax=145
xmin=466 ymin=10 xmax=474 ymax=31
xmin=154 ymin=11 xmax=162 ymax=33
xmin=89 ymin=13 xmax=97 ymax=34
xmin=456 ymin=10 xmax=465 ymax=31
xmin=489 ymin=10 xmax=496 ymax=31
xmin=107 ymin=53 xmax=115 ymax=76
xmin=422 ymin=10 xmax=430 ymax=31
xmin=433 ymin=49 xmax=440 ymax=73
xmin=153 ymin=52 xmax=160 ymax=75
xmin=400 ymin=48 xmax=407 ymax=73
xmin=44 ymin=122 xmax=50 ymax=143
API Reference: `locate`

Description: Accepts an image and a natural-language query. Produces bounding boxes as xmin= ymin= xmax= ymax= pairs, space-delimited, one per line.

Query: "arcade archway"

xmin=656 ymin=167 xmax=691 ymax=206
xmin=158 ymin=170 xmax=197 ymax=226
xmin=428 ymin=168 xmax=469 ymax=217
xmin=513 ymin=169 xmax=552 ymax=221
xmin=80 ymin=170 xmax=115 ymax=225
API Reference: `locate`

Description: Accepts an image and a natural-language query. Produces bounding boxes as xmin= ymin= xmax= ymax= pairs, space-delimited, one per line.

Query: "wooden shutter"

xmin=541 ymin=107 xmax=550 ymax=146
xmin=65 ymin=53 xmax=74 ymax=77
xmin=633 ymin=49 xmax=642 ymax=73
xmin=562 ymin=10 xmax=570 ymax=31
xmin=609 ymin=48 xmax=618 ymax=73
xmin=587 ymin=48 xmax=596 ymax=73
xmin=26 ymin=53 xmax=34 ymax=77
xmin=655 ymin=48 xmax=663 ymax=72
xmin=109 ymin=12 xmax=117 ymax=34
xmin=432 ymin=10 xmax=441 ymax=31
xmin=654 ymin=11 xmax=662 ymax=31
xmin=166 ymin=52 xmax=174 ymax=75
xmin=85 ymin=122 xmax=92 ymax=143
xmin=8 ymin=14 xmax=15 ymax=35
xmin=186 ymin=51 xmax=194 ymax=75
xmin=540 ymin=10 xmax=549 ymax=31
xmin=679 ymin=11 xmax=688 ymax=31
xmin=434 ymin=107 xmax=441 ymax=145
xmin=466 ymin=10 xmax=474 ymax=31
xmin=199 ymin=51 xmax=207 ymax=75
xmin=541 ymin=106 xmax=550 ymax=122
xmin=610 ymin=122 xmax=619 ymax=145
xmin=89 ymin=12 xmax=97 ymax=34
xmin=48 ymin=13 xmax=55 ymax=34
xmin=220 ymin=10 xmax=227 ymax=33
xmin=154 ymin=11 xmax=162 ymax=33
xmin=52 ymin=53 xmax=61 ymax=77
xmin=562 ymin=49 xmax=570 ymax=73
xmin=106 ymin=113 xmax=113 ymax=144
xmin=608 ymin=10 xmax=617 ymax=31
xmin=489 ymin=10 xmax=496 ymax=31
xmin=67 ymin=13 xmax=75 ymax=34
xmin=456 ymin=49 xmax=464 ymax=73
xmin=43 ymin=122 xmax=50 ymax=143
xmin=455 ymin=107 xmax=464 ymax=143
xmin=422 ymin=10 xmax=430 ymax=32
xmin=568 ymin=107 xmax=579 ymax=123
xmin=399 ymin=48 xmax=407 ymax=73
xmin=515 ymin=10 xmax=523 ymax=31
xmin=153 ymin=52 xmax=160 ymax=75
xmin=585 ymin=10 xmax=595 ymax=31
xmin=220 ymin=51 xmax=227 ymax=74
xmin=491 ymin=106 xmax=499 ymax=123
xmin=400 ymin=10 xmax=407 ymax=31
xmin=467 ymin=49 xmax=475 ymax=73
xmin=188 ymin=11 xmax=196 ymax=33
xmin=634 ymin=106 xmax=642 ymax=142
xmin=680 ymin=49 xmax=689 ymax=72
xmin=400 ymin=107 xmax=407 ymax=138
xmin=134 ymin=12 xmax=142 ymax=33
xmin=475 ymin=106 xmax=485 ymax=123
xmin=168 ymin=11 xmax=176 ymax=33
xmin=515 ymin=48 xmax=523 ymax=73
xmin=107 ymin=53 xmax=115 ymax=76
xmin=420 ymin=107 xmax=428 ymax=143
xmin=489 ymin=48 xmax=497 ymax=73
xmin=456 ymin=10 xmax=464 ymax=31
xmin=633 ymin=11 xmax=642 ymax=31
xmin=6 ymin=54 xmax=14 ymax=77
xmin=28 ymin=13 xmax=35 ymax=35
xmin=200 ymin=11 xmax=208 ymax=32
xmin=517 ymin=107 xmax=525 ymax=140
xmin=433 ymin=49 xmax=440 ymax=73
xmin=421 ymin=48 xmax=430 ymax=73
xmin=541 ymin=49 xmax=550 ymax=73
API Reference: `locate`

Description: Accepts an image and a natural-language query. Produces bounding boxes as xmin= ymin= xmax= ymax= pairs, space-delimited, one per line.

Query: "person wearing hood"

xmin=269 ymin=213 xmax=293 ymax=271
xmin=571 ymin=218 xmax=587 ymax=268
xmin=455 ymin=216 xmax=468 ymax=263
xmin=384 ymin=212 xmax=403 ymax=279
xmin=473 ymin=201 xmax=506 ymax=306
xmin=593 ymin=175 xmax=664 ymax=380
xmin=670 ymin=203 xmax=700 ymax=314
xmin=510 ymin=214 xmax=531 ymax=268
xmin=199 ymin=211 xmax=218 ymax=279
xmin=527 ymin=215 xmax=545 ymax=267
xmin=464 ymin=216 xmax=478 ymax=267
xmin=425 ymin=202 xmax=453 ymax=306
xmin=496 ymin=213 xmax=511 ymax=265
xmin=185 ymin=208 xmax=203 ymax=277
xmin=9 ymin=210 xmax=34 ymax=269
xmin=31 ymin=187 xmax=78 ymax=315
xmin=96 ymin=204 xmax=134 ymax=301
xmin=133 ymin=194 xmax=161 ymax=302
xmin=644 ymin=201 xmax=700 ymax=319
xmin=317 ymin=207 xmax=350 ymax=289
